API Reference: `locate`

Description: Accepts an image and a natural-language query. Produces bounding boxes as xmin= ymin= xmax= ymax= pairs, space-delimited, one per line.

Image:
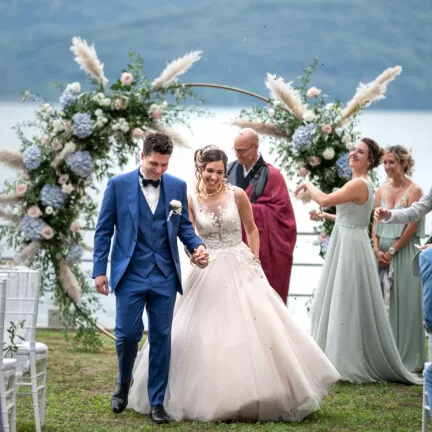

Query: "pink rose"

xmin=298 ymin=167 xmax=309 ymax=178
xmin=42 ymin=135 xmax=50 ymax=144
xmin=70 ymin=222 xmax=80 ymax=233
xmin=27 ymin=205 xmax=42 ymax=218
xmin=132 ymin=128 xmax=145 ymax=139
xmin=151 ymin=106 xmax=161 ymax=120
xmin=306 ymin=87 xmax=321 ymax=98
xmin=16 ymin=184 xmax=27 ymax=194
xmin=52 ymin=139 xmax=63 ymax=151
xmin=321 ymin=124 xmax=332 ymax=134
xmin=319 ymin=233 xmax=329 ymax=242
xmin=41 ymin=226 xmax=54 ymax=240
xmin=64 ymin=121 xmax=72 ymax=130
xmin=115 ymin=97 xmax=128 ymax=110
xmin=58 ymin=174 xmax=70 ymax=185
xmin=120 ymin=72 xmax=134 ymax=86
xmin=309 ymin=156 xmax=321 ymax=167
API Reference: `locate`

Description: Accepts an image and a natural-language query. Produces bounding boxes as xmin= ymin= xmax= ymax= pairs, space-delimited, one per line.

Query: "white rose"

xmin=52 ymin=119 xmax=64 ymax=132
xmin=121 ymin=124 xmax=130 ymax=133
xmin=325 ymin=103 xmax=335 ymax=110
xmin=100 ymin=98 xmax=111 ymax=107
xmin=45 ymin=206 xmax=53 ymax=215
xmin=69 ymin=82 xmax=81 ymax=94
xmin=61 ymin=183 xmax=75 ymax=195
xmin=64 ymin=141 xmax=76 ymax=153
xmin=306 ymin=87 xmax=321 ymax=98
xmin=95 ymin=109 xmax=103 ymax=117
xmin=303 ymin=110 xmax=316 ymax=122
xmin=323 ymin=147 xmax=335 ymax=160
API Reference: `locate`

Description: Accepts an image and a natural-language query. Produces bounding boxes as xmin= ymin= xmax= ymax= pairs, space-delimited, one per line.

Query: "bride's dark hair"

xmin=195 ymin=147 xmax=229 ymax=192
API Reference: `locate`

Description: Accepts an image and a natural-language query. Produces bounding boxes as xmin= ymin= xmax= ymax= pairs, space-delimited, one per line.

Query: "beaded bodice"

xmin=191 ymin=185 xmax=243 ymax=250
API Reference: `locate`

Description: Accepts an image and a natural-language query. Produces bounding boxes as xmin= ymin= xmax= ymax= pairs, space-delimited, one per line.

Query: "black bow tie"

xmin=140 ymin=175 xmax=160 ymax=188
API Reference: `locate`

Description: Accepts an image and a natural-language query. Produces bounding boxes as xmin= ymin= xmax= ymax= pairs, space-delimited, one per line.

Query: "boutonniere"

xmin=167 ymin=199 xmax=182 ymax=221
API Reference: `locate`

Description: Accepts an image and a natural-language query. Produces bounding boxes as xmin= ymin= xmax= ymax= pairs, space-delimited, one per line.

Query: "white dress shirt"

xmin=139 ymin=169 xmax=160 ymax=214
xmin=242 ymin=154 xmax=261 ymax=177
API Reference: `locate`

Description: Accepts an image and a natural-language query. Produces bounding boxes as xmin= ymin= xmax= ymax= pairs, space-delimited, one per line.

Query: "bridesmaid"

xmin=295 ymin=138 xmax=421 ymax=385
xmin=372 ymin=145 xmax=425 ymax=372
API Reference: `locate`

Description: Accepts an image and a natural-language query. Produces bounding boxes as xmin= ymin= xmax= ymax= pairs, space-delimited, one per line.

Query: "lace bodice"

xmin=335 ymin=178 xmax=374 ymax=229
xmin=191 ymin=185 xmax=243 ymax=250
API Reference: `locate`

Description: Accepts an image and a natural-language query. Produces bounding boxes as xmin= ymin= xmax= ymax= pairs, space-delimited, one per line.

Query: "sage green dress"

xmin=311 ymin=178 xmax=422 ymax=384
xmin=376 ymin=193 xmax=425 ymax=373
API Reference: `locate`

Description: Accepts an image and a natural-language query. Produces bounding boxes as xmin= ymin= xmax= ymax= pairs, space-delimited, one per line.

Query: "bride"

xmin=128 ymin=147 xmax=340 ymax=422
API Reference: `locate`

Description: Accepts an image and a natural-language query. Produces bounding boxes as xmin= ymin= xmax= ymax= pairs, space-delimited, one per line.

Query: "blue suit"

xmin=92 ymin=168 xmax=202 ymax=406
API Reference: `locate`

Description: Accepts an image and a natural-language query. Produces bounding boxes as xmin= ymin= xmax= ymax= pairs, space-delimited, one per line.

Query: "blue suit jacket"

xmin=92 ymin=168 xmax=202 ymax=293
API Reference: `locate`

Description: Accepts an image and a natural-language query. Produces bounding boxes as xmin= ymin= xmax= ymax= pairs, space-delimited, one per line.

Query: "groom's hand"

xmin=95 ymin=275 xmax=109 ymax=296
xmin=192 ymin=245 xmax=209 ymax=268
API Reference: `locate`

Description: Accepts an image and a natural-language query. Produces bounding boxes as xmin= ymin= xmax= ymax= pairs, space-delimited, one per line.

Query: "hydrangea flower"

xmin=40 ymin=185 xmax=66 ymax=209
xmin=320 ymin=236 xmax=331 ymax=255
xmin=336 ymin=152 xmax=352 ymax=180
xmin=65 ymin=244 xmax=84 ymax=263
xmin=72 ymin=113 xmax=94 ymax=139
xmin=22 ymin=145 xmax=42 ymax=170
xmin=19 ymin=216 xmax=46 ymax=241
xmin=59 ymin=87 xmax=78 ymax=109
xmin=291 ymin=124 xmax=316 ymax=152
xmin=65 ymin=151 xmax=94 ymax=178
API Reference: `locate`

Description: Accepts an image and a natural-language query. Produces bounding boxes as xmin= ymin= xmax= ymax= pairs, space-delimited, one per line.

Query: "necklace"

xmin=199 ymin=182 xmax=224 ymax=198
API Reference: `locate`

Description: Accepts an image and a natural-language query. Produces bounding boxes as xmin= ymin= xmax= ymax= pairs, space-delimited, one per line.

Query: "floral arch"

xmin=0 ymin=37 xmax=401 ymax=347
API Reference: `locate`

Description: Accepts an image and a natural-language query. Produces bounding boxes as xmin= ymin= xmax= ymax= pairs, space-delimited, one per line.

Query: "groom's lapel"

xmin=126 ymin=169 xmax=140 ymax=232
xmin=162 ymin=174 xmax=173 ymax=239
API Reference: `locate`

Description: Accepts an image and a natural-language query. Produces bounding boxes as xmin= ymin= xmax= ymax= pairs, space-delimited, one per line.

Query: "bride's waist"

xmin=205 ymin=239 xmax=246 ymax=252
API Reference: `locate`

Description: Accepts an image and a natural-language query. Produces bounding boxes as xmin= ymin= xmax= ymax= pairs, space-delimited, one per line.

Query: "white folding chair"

xmin=0 ymin=268 xmax=47 ymax=432
xmin=0 ymin=275 xmax=19 ymax=432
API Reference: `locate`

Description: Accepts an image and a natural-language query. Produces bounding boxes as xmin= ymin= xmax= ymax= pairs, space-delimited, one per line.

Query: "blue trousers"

xmin=115 ymin=266 xmax=177 ymax=406
xmin=420 ymin=247 xmax=432 ymax=418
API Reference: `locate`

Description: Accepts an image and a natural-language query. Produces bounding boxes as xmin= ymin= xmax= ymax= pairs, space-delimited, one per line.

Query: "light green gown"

xmin=311 ymin=178 xmax=422 ymax=384
xmin=376 ymin=195 xmax=425 ymax=373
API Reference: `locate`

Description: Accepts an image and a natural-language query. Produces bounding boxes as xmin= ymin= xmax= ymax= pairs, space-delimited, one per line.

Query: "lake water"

xmin=1 ymin=103 xmax=431 ymax=330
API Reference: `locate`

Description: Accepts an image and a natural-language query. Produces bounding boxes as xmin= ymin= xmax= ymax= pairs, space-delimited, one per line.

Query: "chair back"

xmin=0 ymin=268 xmax=41 ymax=348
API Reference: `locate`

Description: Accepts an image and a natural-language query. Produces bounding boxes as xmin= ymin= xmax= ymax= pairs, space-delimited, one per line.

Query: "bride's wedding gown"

xmin=128 ymin=186 xmax=340 ymax=421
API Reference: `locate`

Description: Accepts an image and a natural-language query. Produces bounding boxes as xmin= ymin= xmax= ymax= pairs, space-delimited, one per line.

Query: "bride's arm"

xmin=296 ymin=178 xmax=369 ymax=208
xmin=234 ymin=188 xmax=260 ymax=260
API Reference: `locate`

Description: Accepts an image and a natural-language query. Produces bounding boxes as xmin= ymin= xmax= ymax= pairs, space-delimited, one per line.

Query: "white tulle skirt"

xmin=128 ymin=242 xmax=340 ymax=421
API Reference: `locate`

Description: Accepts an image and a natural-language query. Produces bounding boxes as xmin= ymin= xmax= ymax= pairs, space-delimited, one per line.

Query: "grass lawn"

xmin=15 ymin=330 xmax=424 ymax=432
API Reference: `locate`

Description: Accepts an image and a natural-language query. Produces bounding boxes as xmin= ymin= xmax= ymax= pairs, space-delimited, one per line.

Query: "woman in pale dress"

xmin=128 ymin=147 xmax=340 ymax=422
xmin=295 ymin=138 xmax=422 ymax=385
xmin=372 ymin=145 xmax=425 ymax=372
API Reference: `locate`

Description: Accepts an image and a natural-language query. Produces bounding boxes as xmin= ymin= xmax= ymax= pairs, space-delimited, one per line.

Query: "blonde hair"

xmin=385 ymin=145 xmax=414 ymax=176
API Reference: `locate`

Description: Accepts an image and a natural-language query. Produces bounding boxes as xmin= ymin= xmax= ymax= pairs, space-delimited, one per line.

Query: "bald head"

xmin=235 ymin=128 xmax=259 ymax=146
xmin=234 ymin=128 xmax=260 ymax=169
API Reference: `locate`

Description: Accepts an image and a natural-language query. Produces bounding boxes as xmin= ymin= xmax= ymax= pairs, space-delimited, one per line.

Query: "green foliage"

xmin=3 ymin=320 xmax=25 ymax=357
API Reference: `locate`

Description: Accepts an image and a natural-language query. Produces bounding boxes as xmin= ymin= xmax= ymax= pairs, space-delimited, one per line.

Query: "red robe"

xmin=243 ymin=163 xmax=297 ymax=303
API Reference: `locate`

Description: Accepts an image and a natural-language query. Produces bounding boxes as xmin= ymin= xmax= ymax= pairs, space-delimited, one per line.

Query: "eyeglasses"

xmin=233 ymin=144 xmax=254 ymax=155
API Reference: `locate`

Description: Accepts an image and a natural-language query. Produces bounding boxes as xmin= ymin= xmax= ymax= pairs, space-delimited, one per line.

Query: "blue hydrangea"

xmin=72 ymin=113 xmax=94 ymax=139
xmin=65 ymin=244 xmax=84 ymax=263
xmin=65 ymin=151 xmax=94 ymax=178
xmin=59 ymin=87 xmax=77 ymax=109
xmin=40 ymin=185 xmax=65 ymax=209
xmin=291 ymin=124 xmax=316 ymax=152
xmin=321 ymin=237 xmax=331 ymax=255
xmin=19 ymin=216 xmax=46 ymax=241
xmin=336 ymin=152 xmax=352 ymax=180
xmin=22 ymin=145 xmax=42 ymax=170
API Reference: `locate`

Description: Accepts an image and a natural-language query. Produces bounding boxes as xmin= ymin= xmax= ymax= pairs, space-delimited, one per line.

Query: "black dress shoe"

xmin=150 ymin=405 xmax=171 ymax=424
xmin=111 ymin=380 xmax=132 ymax=414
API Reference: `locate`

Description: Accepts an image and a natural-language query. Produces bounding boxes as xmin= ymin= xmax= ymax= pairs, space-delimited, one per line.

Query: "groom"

xmin=93 ymin=133 xmax=208 ymax=423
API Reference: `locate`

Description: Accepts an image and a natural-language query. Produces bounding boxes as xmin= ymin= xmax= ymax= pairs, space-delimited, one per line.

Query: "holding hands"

xmin=191 ymin=244 xmax=209 ymax=269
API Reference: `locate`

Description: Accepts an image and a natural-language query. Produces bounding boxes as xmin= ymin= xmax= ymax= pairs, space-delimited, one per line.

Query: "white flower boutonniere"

xmin=168 ymin=199 xmax=182 ymax=221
